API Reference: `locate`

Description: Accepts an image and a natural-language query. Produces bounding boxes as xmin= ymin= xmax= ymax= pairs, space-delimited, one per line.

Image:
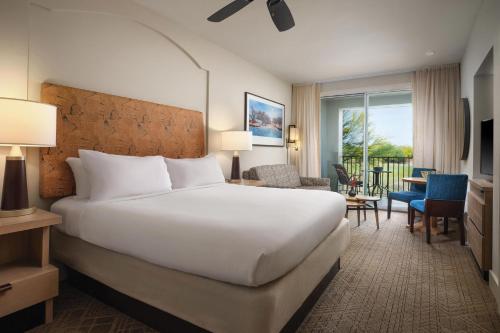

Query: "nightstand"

xmin=227 ymin=179 xmax=267 ymax=187
xmin=0 ymin=209 xmax=61 ymax=324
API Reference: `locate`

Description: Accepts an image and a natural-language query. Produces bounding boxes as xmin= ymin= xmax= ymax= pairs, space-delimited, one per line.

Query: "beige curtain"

xmin=291 ymin=84 xmax=321 ymax=177
xmin=412 ymin=64 xmax=463 ymax=173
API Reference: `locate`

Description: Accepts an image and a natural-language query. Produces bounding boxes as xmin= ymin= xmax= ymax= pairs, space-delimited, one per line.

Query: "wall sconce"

xmin=287 ymin=124 xmax=298 ymax=151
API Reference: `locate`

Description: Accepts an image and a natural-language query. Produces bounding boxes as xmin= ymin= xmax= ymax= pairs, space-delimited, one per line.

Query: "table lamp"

xmin=221 ymin=131 xmax=253 ymax=180
xmin=0 ymin=98 xmax=57 ymax=217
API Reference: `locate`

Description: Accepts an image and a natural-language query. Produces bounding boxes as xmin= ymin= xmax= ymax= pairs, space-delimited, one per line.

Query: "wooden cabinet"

xmin=466 ymin=179 xmax=493 ymax=279
xmin=0 ymin=210 xmax=61 ymax=323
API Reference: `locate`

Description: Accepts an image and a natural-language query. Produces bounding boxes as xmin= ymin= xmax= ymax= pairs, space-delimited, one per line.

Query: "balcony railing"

xmin=337 ymin=155 xmax=414 ymax=197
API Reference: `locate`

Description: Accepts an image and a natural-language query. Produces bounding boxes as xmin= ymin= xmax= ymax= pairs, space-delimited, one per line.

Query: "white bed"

xmin=41 ymin=84 xmax=350 ymax=333
xmin=52 ymin=183 xmax=347 ymax=287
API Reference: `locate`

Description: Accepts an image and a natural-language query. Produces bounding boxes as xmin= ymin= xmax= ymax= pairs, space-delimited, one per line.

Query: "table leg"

xmin=374 ymin=201 xmax=379 ymax=230
xmin=363 ymin=207 xmax=367 ymax=221
xmin=357 ymin=207 xmax=360 ymax=227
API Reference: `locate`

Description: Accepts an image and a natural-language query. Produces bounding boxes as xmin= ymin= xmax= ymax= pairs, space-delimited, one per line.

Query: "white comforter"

xmin=52 ymin=183 xmax=347 ymax=287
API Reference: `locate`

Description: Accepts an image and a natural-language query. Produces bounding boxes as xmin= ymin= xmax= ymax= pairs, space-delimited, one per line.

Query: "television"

xmin=480 ymin=119 xmax=493 ymax=176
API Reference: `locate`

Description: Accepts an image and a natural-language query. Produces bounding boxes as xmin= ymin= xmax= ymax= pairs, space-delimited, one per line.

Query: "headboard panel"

xmin=39 ymin=83 xmax=205 ymax=198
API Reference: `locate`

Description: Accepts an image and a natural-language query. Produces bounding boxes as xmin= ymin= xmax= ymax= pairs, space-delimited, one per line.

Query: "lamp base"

xmin=0 ymin=206 xmax=37 ymax=218
xmin=1 ymin=154 xmax=30 ymax=216
xmin=230 ymin=155 xmax=241 ymax=180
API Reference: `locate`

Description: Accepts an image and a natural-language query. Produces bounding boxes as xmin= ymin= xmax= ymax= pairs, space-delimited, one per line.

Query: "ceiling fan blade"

xmin=208 ymin=0 xmax=254 ymax=22
xmin=267 ymin=0 xmax=295 ymax=32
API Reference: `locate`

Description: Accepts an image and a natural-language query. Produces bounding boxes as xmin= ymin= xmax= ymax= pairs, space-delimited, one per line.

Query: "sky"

xmin=368 ymin=104 xmax=412 ymax=146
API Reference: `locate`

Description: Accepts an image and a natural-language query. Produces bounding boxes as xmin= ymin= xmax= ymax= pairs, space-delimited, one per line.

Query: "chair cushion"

xmin=426 ymin=174 xmax=468 ymax=200
xmin=410 ymin=199 xmax=425 ymax=212
xmin=253 ymin=164 xmax=302 ymax=188
xmin=388 ymin=191 xmax=426 ymax=203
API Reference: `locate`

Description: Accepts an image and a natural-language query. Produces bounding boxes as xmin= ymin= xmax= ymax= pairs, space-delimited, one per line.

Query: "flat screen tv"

xmin=480 ymin=119 xmax=493 ymax=176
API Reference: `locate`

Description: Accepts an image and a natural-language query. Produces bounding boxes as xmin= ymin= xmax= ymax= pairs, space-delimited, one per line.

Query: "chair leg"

xmin=407 ymin=205 xmax=411 ymax=226
xmin=425 ymin=212 xmax=431 ymax=244
xmin=363 ymin=207 xmax=367 ymax=221
xmin=387 ymin=198 xmax=392 ymax=219
xmin=410 ymin=208 xmax=415 ymax=233
xmin=459 ymin=214 xmax=465 ymax=246
xmin=357 ymin=207 xmax=360 ymax=227
xmin=443 ymin=217 xmax=449 ymax=235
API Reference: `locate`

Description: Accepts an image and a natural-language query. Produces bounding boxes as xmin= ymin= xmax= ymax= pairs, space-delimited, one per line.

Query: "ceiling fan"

xmin=207 ymin=0 xmax=295 ymax=32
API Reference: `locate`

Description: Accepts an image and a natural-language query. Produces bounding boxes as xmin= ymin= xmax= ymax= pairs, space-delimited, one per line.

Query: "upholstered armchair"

xmin=409 ymin=174 xmax=468 ymax=244
xmin=387 ymin=167 xmax=435 ymax=223
xmin=242 ymin=164 xmax=330 ymax=191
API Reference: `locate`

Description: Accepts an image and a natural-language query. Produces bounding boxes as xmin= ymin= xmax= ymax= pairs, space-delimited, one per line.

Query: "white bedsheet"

xmin=52 ymin=184 xmax=347 ymax=287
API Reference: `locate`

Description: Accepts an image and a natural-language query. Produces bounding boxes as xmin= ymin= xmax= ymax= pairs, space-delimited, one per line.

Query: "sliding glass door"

xmin=321 ymin=94 xmax=365 ymax=192
xmin=321 ymin=91 xmax=413 ymax=196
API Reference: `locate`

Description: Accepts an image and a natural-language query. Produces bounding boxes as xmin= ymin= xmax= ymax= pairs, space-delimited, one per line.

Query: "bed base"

xmin=66 ymin=259 xmax=340 ymax=333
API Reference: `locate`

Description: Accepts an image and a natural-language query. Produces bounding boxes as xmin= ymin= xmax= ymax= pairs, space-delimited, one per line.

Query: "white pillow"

xmin=164 ymin=155 xmax=225 ymax=189
xmin=79 ymin=150 xmax=172 ymax=201
xmin=66 ymin=157 xmax=90 ymax=198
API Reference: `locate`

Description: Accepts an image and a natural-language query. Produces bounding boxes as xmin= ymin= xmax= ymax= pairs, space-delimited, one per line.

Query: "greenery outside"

xmin=340 ymin=109 xmax=414 ymax=195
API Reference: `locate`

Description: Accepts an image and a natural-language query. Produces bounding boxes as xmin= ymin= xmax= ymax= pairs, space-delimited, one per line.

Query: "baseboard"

xmin=489 ymin=271 xmax=500 ymax=314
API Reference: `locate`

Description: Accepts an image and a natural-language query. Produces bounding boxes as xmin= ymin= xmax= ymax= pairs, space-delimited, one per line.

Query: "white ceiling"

xmin=135 ymin=0 xmax=482 ymax=83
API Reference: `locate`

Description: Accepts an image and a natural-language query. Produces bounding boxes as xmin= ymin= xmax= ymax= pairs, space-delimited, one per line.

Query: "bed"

xmin=40 ymin=83 xmax=350 ymax=333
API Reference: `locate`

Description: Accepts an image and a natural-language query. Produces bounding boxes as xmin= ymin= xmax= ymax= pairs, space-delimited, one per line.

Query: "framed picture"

xmin=245 ymin=92 xmax=285 ymax=147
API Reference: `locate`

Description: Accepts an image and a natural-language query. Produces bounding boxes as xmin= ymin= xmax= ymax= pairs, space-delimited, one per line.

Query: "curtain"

xmin=291 ymin=83 xmax=321 ymax=177
xmin=412 ymin=64 xmax=463 ymax=173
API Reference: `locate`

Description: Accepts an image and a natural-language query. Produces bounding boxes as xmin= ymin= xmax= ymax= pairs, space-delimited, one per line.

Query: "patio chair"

xmin=387 ymin=167 xmax=435 ymax=223
xmin=333 ymin=164 xmax=363 ymax=193
xmin=409 ymin=174 xmax=468 ymax=244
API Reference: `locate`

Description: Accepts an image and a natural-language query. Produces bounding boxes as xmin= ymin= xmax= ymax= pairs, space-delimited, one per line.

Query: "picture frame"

xmin=245 ymin=92 xmax=285 ymax=147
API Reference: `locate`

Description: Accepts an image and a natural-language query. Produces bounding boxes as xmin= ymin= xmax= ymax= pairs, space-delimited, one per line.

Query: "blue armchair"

xmin=387 ymin=167 xmax=435 ymax=223
xmin=409 ymin=174 xmax=468 ymax=244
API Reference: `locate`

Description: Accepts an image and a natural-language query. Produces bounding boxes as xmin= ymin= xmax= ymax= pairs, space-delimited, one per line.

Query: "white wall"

xmin=460 ymin=0 xmax=500 ymax=311
xmin=0 ymin=0 xmax=291 ymax=208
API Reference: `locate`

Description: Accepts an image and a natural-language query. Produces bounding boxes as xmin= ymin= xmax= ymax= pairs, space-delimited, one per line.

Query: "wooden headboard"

xmin=39 ymin=83 xmax=205 ymax=199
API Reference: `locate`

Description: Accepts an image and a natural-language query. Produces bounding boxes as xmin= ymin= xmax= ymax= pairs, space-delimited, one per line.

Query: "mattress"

xmin=51 ymin=183 xmax=346 ymax=287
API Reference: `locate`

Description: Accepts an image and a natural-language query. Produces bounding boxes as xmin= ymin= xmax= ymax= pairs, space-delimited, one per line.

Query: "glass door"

xmin=321 ymin=91 xmax=413 ymax=196
xmin=321 ymin=94 xmax=366 ymax=192
xmin=366 ymin=91 xmax=413 ymax=196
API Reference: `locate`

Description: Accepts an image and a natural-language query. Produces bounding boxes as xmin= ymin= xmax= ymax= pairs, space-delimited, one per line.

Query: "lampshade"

xmin=289 ymin=125 xmax=297 ymax=143
xmin=0 ymin=98 xmax=57 ymax=147
xmin=221 ymin=131 xmax=253 ymax=151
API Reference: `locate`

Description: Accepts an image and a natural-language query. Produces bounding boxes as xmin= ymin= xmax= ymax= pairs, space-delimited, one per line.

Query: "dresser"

xmin=466 ymin=179 xmax=493 ymax=280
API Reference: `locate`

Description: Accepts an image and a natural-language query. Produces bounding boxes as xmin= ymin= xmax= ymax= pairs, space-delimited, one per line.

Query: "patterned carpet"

xmin=29 ymin=212 xmax=500 ymax=333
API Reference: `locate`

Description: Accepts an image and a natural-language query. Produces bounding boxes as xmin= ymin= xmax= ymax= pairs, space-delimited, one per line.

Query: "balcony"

xmin=334 ymin=155 xmax=414 ymax=197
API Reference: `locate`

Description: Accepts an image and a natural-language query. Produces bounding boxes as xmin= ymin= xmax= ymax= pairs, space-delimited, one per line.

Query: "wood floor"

xmin=28 ymin=212 xmax=500 ymax=333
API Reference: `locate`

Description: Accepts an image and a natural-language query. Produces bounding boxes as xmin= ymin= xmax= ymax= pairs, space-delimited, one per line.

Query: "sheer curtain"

xmin=291 ymin=84 xmax=321 ymax=177
xmin=412 ymin=64 xmax=463 ymax=173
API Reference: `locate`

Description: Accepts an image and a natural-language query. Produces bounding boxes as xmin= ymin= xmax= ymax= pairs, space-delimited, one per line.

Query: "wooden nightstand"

xmin=0 ymin=209 xmax=61 ymax=324
xmin=227 ymin=179 xmax=267 ymax=187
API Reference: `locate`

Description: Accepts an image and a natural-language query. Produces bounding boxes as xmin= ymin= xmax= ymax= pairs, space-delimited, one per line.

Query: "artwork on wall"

xmin=245 ymin=92 xmax=285 ymax=147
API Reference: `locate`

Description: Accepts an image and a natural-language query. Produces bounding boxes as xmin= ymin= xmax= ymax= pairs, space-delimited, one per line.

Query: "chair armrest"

xmin=300 ymin=177 xmax=331 ymax=187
